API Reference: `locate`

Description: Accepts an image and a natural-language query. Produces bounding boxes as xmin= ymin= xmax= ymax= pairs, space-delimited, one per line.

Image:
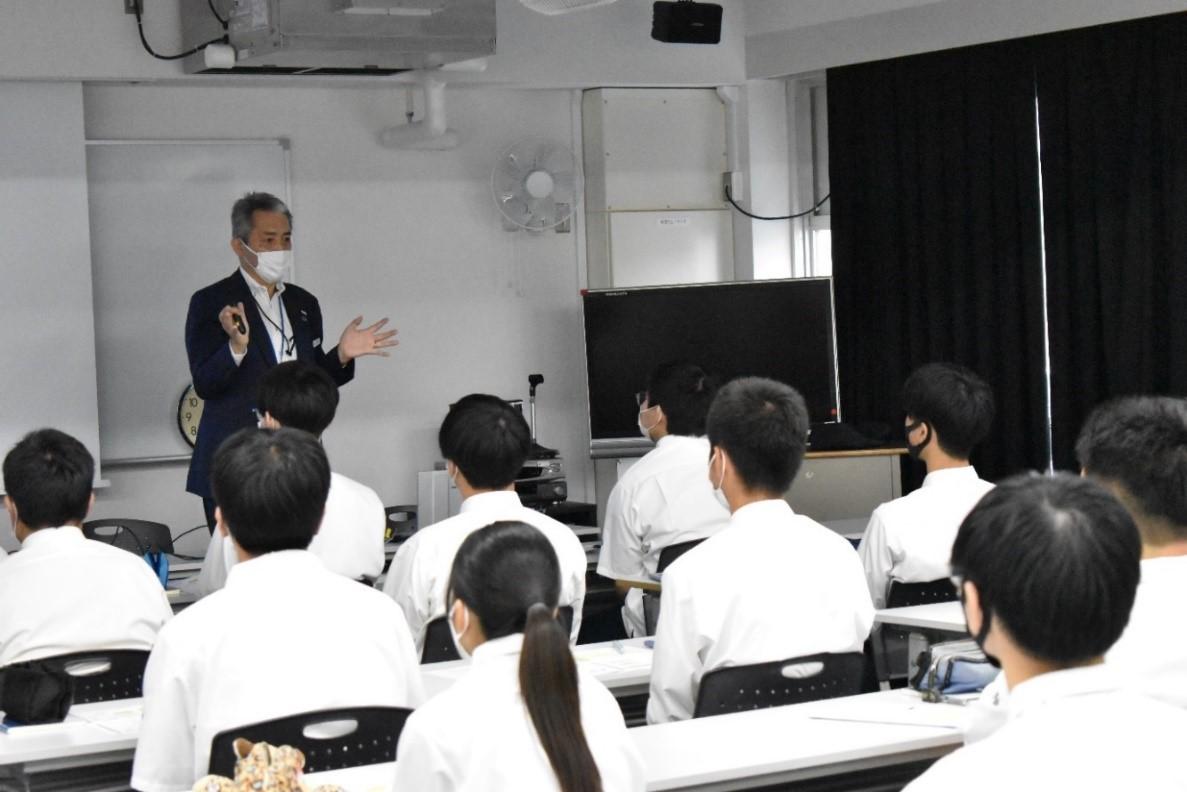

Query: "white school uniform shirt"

xmin=964 ymin=554 xmax=1187 ymax=744
xmin=392 ymin=633 xmax=646 ymax=792
xmin=597 ymin=435 xmax=730 ymax=637
xmin=0 ymin=526 xmax=172 ymax=667
xmin=647 ymin=499 xmax=875 ymax=723
xmin=382 ymin=490 xmax=588 ymax=651
xmin=229 ymin=268 xmax=297 ymax=366
xmin=905 ymin=664 xmax=1187 ymax=792
xmin=192 ymin=471 xmax=386 ymax=595
xmin=131 ymin=550 xmax=423 ymax=792
xmin=1107 ymin=554 xmax=1187 ymax=707
xmin=857 ymin=466 xmax=994 ymax=608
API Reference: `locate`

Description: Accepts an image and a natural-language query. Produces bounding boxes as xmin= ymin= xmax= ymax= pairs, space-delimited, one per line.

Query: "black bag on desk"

xmin=0 ymin=664 xmax=74 ymax=724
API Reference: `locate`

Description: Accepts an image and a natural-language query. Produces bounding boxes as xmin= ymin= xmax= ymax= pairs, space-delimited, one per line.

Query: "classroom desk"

xmin=875 ymin=601 xmax=967 ymax=633
xmin=635 ymin=689 xmax=965 ymax=791
xmin=295 ymin=690 xmax=969 ymax=792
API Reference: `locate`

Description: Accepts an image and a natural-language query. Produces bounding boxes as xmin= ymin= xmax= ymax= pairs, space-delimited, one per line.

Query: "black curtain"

xmin=1034 ymin=13 xmax=1187 ymax=470
xmin=828 ymin=40 xmax=1050 ymax=480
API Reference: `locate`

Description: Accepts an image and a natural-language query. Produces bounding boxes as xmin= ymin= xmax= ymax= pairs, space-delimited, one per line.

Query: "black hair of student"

xmin=706 ymin=377 xmax=809 ymax=495
xmin=2 ymin=429 xmax=94 ymax=530
xmin=645 ymin=361 xmax=718 ymax=436
xmin=901 ymin=362 xmax=995 ymax=459
xmin=438 ymin=394 xmax=531 ymax=490
xmin=210 ymin=427 xmax=330 ymax=555
xmin=257 ymin=360 xmax=340 ymax=437
xmin=231 ymin=191 xmax=292 ymax=243
xmin=950 ymin=473 xmax=1141 ymax=665
xmin=448 ymin=521 xmax=602 ymax=792
xmin=1075 ymin=395 xmax=1187 ymax=542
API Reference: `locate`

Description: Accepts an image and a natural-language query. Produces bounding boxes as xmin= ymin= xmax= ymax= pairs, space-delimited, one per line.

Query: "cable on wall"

xmin=725 ymin=185 xmax=831 ymax=221
xmin=134 ymin=6 xmax=227 ymax=61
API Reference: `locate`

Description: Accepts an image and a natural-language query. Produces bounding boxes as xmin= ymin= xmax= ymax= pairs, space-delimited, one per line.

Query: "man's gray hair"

xmin=231 ymin=192 xmax=292 ymax=243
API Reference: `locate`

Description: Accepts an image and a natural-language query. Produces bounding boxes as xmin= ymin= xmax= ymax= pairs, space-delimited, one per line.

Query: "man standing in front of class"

xmin=185 ymin=192 xmax=398 ymax=531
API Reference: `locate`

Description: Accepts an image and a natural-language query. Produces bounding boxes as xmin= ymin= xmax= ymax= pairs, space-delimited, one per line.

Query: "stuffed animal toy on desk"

xmin=192 ymin=738 xmax=344 ymax=792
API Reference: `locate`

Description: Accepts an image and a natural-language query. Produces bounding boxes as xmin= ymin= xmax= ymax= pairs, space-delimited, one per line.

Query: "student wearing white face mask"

xmin=598 ymin=362 xmax=730 ymax=636
xmin=393 ymin=520 xmax=645 ymax=792
xmin=646 ymin=377 xmax=875 ymax=723
xmin=383 ymin=394 xmax=587 ymax=653
xmin=184 ymin=191 xmax=398 ymax=534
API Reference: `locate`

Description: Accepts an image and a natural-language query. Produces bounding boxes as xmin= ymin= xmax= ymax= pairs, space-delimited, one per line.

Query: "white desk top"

xmin=875 ymin=601 xmax=968 ymax=632
xmin=421 ymin=637 xmax=654 ymax=700
xmin=635 ymin=689 xmax=965 ymax=791
xmin=0 ymin=699 xmax=140 ymax=767
xmin=307 ymin=690 xmax=966 ymax=792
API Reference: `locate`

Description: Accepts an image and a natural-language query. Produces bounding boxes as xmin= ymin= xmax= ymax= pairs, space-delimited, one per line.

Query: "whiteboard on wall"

xmin=85 ymin=140 xmax=289 ymax=463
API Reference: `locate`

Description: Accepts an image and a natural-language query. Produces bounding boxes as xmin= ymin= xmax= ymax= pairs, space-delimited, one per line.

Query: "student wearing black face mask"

xmin=904 ymin=473 xmax=1187 ymax=792
xmin=857 ymin=363 xmax=995 ymax=608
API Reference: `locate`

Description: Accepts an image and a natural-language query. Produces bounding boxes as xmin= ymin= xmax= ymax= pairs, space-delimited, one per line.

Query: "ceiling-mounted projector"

xmin=651 ymin=1 xmax=722 ymax=44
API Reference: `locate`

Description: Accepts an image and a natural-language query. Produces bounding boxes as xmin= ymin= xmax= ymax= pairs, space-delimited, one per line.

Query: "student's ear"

xmin=85 ymin=492 xmax=95 ymax=519
xmin=214 ymin=506 xmax=229 ymax=539
xmin=4 ymin=495 xmax=17 ymax=528
xmin=961 ymin=580 xmax=984 ymax=636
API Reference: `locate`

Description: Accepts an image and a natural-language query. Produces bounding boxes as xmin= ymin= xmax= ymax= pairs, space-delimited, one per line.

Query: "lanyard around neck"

xmin=252 ymin=293 xmax=295 ymax=357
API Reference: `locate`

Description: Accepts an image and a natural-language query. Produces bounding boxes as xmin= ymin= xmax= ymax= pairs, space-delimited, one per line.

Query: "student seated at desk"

xmin=647 ymin=378 xmax=874 ymax=723
xmin=383 ymin=394 xmax=587 ymax=651
xmin=0 ymin=429 xmax=171 ymax=667
xmin=1078 ymin=396 xmax=1187 ymax=707
xmin=393 ymin=520 xmax=645 ymax=792
xmin=131 ymin=428 xmax=422 ymax=792
xmin=597 ymin=362 xmax=730 ymax=637
xmin=192 ymin=361 xmax=385 ymax=595
xmin=905 ymin=474 xmax=1187 ymax=792
xmin=858 ymin=363 xmax=995 ymax=608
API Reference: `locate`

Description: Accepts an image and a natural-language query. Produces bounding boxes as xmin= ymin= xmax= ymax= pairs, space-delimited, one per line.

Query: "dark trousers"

xmin=202 ymin=497 xmax=218 ymax=535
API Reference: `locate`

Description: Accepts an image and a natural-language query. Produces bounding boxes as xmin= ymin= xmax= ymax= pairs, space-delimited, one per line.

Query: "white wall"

xmin=0 ymin=82 xmax=103 ymax=553
xmin=746 ymin=0 xmax=1187 ymax=78
xmin=0 ymin=0 xmax=746 ymax=88
xmin=83 ymin=83 xmax=591 ymax=553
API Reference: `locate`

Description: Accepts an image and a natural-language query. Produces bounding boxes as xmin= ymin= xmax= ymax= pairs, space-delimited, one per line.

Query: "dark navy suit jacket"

xmin=184 ymin=270 xmax=354 ymax=498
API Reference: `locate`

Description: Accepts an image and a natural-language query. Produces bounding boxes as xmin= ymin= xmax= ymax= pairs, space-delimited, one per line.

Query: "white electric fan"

xmin=491 ymin=139 xmax=580 ymax=231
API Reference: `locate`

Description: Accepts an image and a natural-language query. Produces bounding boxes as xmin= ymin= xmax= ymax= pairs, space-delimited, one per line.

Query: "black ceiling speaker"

xmin=651 ymin=1 xmax=722 ymax=44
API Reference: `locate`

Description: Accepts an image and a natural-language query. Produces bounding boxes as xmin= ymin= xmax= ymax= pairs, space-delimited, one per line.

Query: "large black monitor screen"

xmin=583 ymin=278 xmax=839 ymax=442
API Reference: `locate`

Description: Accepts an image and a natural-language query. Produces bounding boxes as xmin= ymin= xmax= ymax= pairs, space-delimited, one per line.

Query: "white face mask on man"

xmin=638 ymin=404 xmax=661 ymax=440
xmin=448 ymin=599 xmax=472 ymax=660
xmin=243 ymin=244 xmax=292 ymax=285
xmin=709 ymin=448 xmax=731 ymax=512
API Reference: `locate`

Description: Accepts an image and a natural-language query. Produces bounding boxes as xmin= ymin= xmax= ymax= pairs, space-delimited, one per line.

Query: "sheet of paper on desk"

xmin=0 ymin=719 xmax=97 ymax=737
xmin=69 ymin=704 xmax=143 ymax=736
xmin=805 ymin=691 xmax=967 ymax=730
xmin=573 ymin=646 xmax=652 ymax=674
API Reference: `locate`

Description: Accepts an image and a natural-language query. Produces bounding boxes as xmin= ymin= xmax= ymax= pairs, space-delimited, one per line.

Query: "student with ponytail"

xmin=392 ymin=521 xmax=645 ymax=792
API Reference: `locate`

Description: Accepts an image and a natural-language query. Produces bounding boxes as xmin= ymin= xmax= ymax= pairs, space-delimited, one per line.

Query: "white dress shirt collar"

xmin=459 ymin=489 xmax=522 ymax=515
xmin=920 ymin=465 xmax=981 ymax=488
xmin=224 ymin=549 xmax=323 ymax=588
xmin=472 ymin=633 xmax=526 ymax=664
xmin=20 ymin=524 xmax=85 ymax=550
xmin=1007 ymin=663 xmax=1116 ymax=721
xmin=730 ymin=498 xmax=795 ymax=524
xmin=239 ymin=265 xmax=285 ymax=299
xmin=654 ymin=433 xmax=706 ymax=451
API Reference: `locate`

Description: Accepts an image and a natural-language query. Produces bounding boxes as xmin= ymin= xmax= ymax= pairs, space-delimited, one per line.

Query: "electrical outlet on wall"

xmin=125 ymin=0 xmax=143 ymax=15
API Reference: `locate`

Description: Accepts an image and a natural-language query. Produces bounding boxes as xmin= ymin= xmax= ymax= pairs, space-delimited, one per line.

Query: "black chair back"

xmin=420 ymin=606 xmax=575 ymax=664
xmin=384 ymin=505 xmax=417 ymax=543
xmin=886 ymin=578 xmax=958 ymax=608
xmin=642 ymin=538 xmax=708 ymax=636
xmin=656 ymin=538 xmax=705 ymax=573
xmin=693 ymin=652 xmax=866 ymax=718
xmin=83 ymin=519 xmax=174 ymax=555
xmin=27 ymin=649 xmax=150 ymax=704
xmin=208 ymin=706 xmax=413 ymax=777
